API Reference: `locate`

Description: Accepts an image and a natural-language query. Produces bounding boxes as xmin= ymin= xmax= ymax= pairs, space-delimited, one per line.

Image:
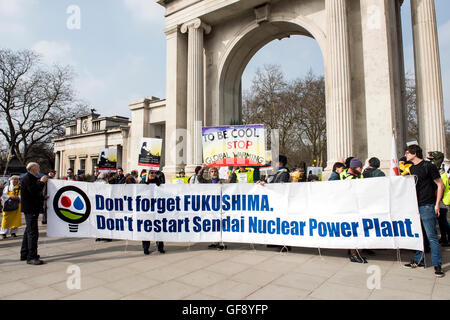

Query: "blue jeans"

xmin=414 ymin=205 xmax=442 ymax=267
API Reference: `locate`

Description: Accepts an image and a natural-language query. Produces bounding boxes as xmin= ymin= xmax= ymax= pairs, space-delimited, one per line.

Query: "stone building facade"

xmin=53 ymin=97 xmax=167 ymax=179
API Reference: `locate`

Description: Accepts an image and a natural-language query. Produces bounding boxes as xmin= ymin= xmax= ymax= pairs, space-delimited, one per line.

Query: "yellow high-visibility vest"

xmin=172 ymin=176 xmax=190 ymax=184
xmin=233 ymin=168 xmax=254 ymax=183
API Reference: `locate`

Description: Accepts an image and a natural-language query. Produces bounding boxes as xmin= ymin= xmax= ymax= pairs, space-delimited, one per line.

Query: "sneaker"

xmin=404 ymin=261 xmax=425 ymax=268
xmin=208 ymin=243 xmax=218 ymax=249
xmin=11 ymin=233 xmax=17 ymax=238
xmin=27 ymin=259 xmax=44 ymax=265
xmin=143 ymin=249 xmax=151 ymax=255
xmin=349 ymin=254 xmax=368 ymax=264
xmin=158 ymin=249 xmax=165 ymax=254
xmin=217 ymin=244 xmax=227 ymax=251
xmin=434 ymin=266 xmax=445 ymax=278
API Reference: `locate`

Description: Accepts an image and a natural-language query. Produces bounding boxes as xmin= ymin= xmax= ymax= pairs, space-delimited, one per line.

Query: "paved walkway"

xmin=0 ymin=219 xmax=449 ymax=300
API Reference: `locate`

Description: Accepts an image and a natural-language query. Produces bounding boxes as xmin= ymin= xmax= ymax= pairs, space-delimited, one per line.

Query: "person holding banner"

xmin=344 ymin=158 xmax=364 ymax=180
xmin=172 ymin=169 xmax=190 ymax=184
xmin=257 ymin=155 xmax=290 ymax=185
xmin=362 ymin=157 xmax=385 ymax=178
xmin=229 ymin=166 xmax=255 ymax=184
xmin=198 ymin=165 xmax=229 ymax=184
xmin=20 ymin=162 xmax=47 ymax=265
xmin=188 ymin=166 xmax=202 ymax=184
xmin=142 ymin=170 xmax=165 ymax=255
xmin=403 ymin=145 xmax=445 ymax=277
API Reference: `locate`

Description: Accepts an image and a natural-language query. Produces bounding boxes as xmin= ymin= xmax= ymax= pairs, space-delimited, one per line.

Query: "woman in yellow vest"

xmin=1 ymin=175 xmax=21 ymax=239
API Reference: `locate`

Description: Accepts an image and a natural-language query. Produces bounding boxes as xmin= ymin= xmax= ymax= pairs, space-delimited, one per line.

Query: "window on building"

xmin=69 ymin=160 xmax=75 ymax=171
xmin=91 ymin=158 xmax=98 ymax=174
xmin=80 ymin=159 xmax=86 ymax=171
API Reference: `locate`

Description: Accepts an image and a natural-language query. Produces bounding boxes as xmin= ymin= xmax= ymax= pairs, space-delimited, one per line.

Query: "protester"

xmin=94 ymin=172 xmax=108 ymax=184
xmin=20 ymin=162 xmax=47 ymax=265
xmin=198 ymin=164 xmax=228 ymax=250
xmin=257 ymin=156 xmax=291 ymax=252
xmin=198 ymin=165 xmax=228 ymax=184
xmin=130 ymin=170 xmax=139 ymax=180
xmin=339 ymin=157 xmax=354 ymax=180
xmin=91 ymin=165 xmax=100 ymax=182
xmin=363 ymin=157 xmax=386 ymax=178
xmin=257 ymin=155 xmax=290 ymax=185
xmin=403 ymin=145 xmax=444 ymax=277
xmin=307 ymin=174 xmax=319 ymax=182
xmin=290 ymin=166 xmax=306 ymax=182
xmin=345 ymin=158 xmax=364 ymax=180
xmin=139 ymin=169 xmax=148 ymax=184
xmin=229 ymin=166 xmax=255 ymax=184
xmin=64 ymin=168 xmax=75 ymax=181
xmin=188 ymin=166 xmax=202 ymax=184
xmin=142 ymin=170 xmax=165 ymax=255
xmin=427 ymin=151 xmax=450 ymax=247
xmin=1 ymin=175 xmax=21 ymax=239
xmin=113 ymin=168 xmax=126 ymax=184
xmin=76 ymin=169 xmax=86 ymax=181
xmin=329 ymin=162 xmax=345 ymax=181
xmin=157 ymin=171 xmax=166 ymax=184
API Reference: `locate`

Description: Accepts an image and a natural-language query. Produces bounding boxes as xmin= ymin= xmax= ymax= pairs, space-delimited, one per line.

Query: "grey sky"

xmin=1 ymin=0 xmax=449 ymax=120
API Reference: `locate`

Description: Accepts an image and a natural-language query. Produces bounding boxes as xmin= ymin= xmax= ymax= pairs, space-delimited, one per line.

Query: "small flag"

xmin=391 ymin=134 xmax=400 ymax=176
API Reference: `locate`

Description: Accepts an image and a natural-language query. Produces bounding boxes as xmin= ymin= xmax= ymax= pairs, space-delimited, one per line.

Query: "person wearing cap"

xmin=172 ymin=168 xmax=190 ymax=184
xmin=428 ymin=151 xmax=450 ymax=248
xmin=345 ymin=158 xmax=364 ymax=180
xmin=1 ymin=175 xmax=21 ymax=239
xmin=339 ymin=157 xmax=354 ymax=180
xmin=362 ymin=157 xmax=386 ymax=178
xmin=76 ymin=169 xmax=86 ymax=181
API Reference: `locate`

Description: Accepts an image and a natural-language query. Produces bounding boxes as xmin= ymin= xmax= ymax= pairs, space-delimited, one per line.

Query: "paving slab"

xmin=0 ymin=221 xmax=449 ymax=300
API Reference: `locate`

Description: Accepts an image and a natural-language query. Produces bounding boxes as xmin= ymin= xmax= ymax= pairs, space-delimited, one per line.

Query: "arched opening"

xmin=218 ymin=20 xmax=326 ymax=167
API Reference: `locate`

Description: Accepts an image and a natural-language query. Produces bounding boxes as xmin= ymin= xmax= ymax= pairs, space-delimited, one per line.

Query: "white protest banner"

xmin=202 ymin=125 xmax=265 ymax=167
xmin=138 ymin=138 xmax=163 ymax=170
xmin=47 ymin=176 xmax=423 ymax=250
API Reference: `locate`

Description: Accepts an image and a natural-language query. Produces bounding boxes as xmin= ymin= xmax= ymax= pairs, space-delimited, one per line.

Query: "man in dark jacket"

xmin=20 ymin=162 xmax=47 ymax=265
xmin=363 ymin=157 xmax=386 ymax=178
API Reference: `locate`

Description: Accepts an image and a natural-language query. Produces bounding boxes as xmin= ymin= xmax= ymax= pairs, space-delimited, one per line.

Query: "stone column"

xmin=411 ymin=0 xmax=446 ymax=154
xmin=162 ymin=25 xmax=187 ymax=181
xmin=325 ymin=0 xmax=353 ymax=169
xmin=181 ymin=18 xmax=211 ymax=173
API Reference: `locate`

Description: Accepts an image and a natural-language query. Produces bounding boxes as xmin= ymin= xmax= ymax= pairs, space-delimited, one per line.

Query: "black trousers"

xmin=438 ymin=208 xmax=450 ymax=243
xmin=142 ymin=241 xmax=164 ymax=252
xmin=20 ymin=212 xmax=40 ymax=261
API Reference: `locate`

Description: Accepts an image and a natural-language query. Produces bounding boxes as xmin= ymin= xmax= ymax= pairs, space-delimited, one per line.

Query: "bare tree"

xmin=243 ymin=65 xmax=326 ymax=167
xmin=0 ymin=49 xmax=89 ymax=166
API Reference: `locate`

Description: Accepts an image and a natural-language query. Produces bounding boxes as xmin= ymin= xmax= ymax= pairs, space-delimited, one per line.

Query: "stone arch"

xmin=217 ymin=15 xmax=327 ymax=125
